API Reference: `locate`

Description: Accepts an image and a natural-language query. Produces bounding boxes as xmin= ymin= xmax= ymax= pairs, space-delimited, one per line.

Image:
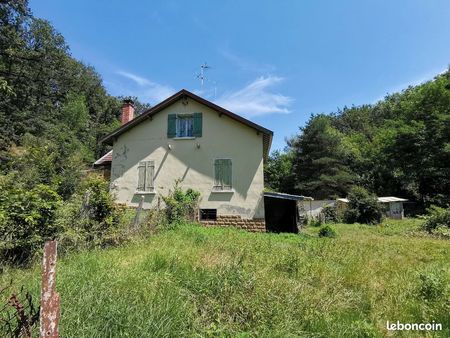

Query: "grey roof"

xmin=337 ymin=196 xmax=408 ymax=203
xmin=264 ymin=192 xmax=314 ymax=201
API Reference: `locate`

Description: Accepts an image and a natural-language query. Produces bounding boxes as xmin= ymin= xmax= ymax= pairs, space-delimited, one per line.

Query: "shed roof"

xmin=264 ymin=192 xmax=314 ymax=201
xmin=377 ymin=196 xmax=408 ymax=203
xmin=337 ymin=196 xmax=408 ymax=203
xmin=93 ymin=150 xmax=112 ymax=166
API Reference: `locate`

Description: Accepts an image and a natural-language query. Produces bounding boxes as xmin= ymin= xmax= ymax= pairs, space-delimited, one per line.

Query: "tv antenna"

xmin=196 ymin=62 xmax=210 ymax=88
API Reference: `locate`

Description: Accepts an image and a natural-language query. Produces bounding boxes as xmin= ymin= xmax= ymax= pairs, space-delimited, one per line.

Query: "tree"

xmin=264 ymin=149 xmax=295 ymax=193
xmin=290 ymin=115 xmax=356 ymax=199
xmin=343 ymin=186 xmax=383 ymax=225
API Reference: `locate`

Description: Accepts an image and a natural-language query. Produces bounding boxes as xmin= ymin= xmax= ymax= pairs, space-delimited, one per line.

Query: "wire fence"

xmin=0 ymin=281 xmax=39 ymax=338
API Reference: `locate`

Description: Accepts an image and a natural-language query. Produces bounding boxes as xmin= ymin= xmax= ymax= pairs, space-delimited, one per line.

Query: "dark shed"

xmin=264 ymin=192 xmax=312 ymax=233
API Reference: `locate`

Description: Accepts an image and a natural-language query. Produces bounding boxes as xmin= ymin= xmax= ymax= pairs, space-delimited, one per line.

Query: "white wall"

xmin=299 ymin=200 xmax=336 ymax=218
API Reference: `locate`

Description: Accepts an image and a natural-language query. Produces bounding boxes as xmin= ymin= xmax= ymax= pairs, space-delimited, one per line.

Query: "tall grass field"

xmin=1 ymin=219 xmax=449 ymax=337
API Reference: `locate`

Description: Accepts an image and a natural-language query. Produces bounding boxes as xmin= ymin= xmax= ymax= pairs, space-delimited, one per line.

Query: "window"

xmin=176 ymin=114 xmax=194 ymax=137
xmin=200 ymin=209 xmax=217 ymax=220
xmin=167 ymin=113 xmax=202 ymax=138
xmin=214 ymin=159 xmax=232 ymax=190
xmin=137 ymin=161 xmax=155 ymax=192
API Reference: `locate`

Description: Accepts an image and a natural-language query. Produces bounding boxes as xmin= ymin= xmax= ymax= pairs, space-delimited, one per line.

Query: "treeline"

xmin=265 ymin=69 xmax=450 ymax=209
xmin=0 ymin=1 xmax=151 ymax=264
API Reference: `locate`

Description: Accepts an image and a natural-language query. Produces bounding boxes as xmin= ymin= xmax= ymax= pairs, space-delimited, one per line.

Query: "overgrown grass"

xmin=1 ymin=219 xmax=449 ymax=337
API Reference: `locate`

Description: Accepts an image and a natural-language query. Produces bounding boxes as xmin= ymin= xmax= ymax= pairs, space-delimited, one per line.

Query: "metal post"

xmin=39 ymin=241 xmax=60 ymax=338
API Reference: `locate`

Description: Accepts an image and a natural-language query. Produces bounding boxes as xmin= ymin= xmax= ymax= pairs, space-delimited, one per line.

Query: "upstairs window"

xmin=137 ymin=160 xmax=155 ymax=192
xmin=167 ymin=113 xmax=202 ymax=138
xmin=176 ymin=114 xmax=194 ymax=137
xmin=214 ymin=159 xmax=232 ymax=190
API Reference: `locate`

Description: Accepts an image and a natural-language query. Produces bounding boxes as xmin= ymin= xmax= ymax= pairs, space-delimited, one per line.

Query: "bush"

xmin=318 ymin=225 xmax=337 ymax=238
xmin=343 ymin=186 xmax=383 ymax=225
xmin=417 ymin=270 xmax=448 ymax=301
xmin=309 ymin=217 xmax=323 ymax=227
xmin=320 ymin=205 xmax=340 ymax=223
xmin=422 ymin=206 xmax=450 ymax=236
xmin=0 ymin=181 xmax=62 ymax=264
xmin=55 ymin=175 xmax=129 ymax=251
xmin=161 ymin=180 xmax=200 ymax=226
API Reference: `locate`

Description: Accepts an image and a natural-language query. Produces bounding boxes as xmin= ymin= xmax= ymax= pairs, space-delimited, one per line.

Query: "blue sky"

xmin=31 ymin=0 xmax=450 ymax=151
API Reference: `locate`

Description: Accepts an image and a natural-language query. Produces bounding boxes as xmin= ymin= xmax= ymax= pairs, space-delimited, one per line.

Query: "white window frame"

xmin=175 ymin=114 xmax=194 ymax=138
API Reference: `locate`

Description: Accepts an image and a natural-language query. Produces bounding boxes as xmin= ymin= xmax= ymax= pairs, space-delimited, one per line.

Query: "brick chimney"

xmin=121 ymin=99 xmax=135 ymax=124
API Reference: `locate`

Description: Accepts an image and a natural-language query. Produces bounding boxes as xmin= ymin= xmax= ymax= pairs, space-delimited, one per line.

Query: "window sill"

xmin=211 ymin=189 xmax=234 ymax=194
xmin=173 ymin=137 xmax=196 ymax=140
xmin=135 ymin=191 xmax=156 ymax=195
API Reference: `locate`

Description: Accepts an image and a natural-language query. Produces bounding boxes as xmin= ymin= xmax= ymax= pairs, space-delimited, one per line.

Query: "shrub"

xmin=318 ymin=225 xmax=337 ymax=238
xmin=343 ymin=186 xmax=383 ymax=225
xmin=417 ymin=270 xmax=447 ymax=301
xmin=161 ymin=180 xmax=200 ymax=226
xmin=422 ymin=206 xmax=450 ymax=236
xmin=320 ymin=205 xmax=340 ymax=223
xmin=55 ymin=175 xmax=128 ymax=251
xmin=0 ymin=182 xmax=62 ymax=264
xmin=308 ymin=217 xmax=322 ymax=227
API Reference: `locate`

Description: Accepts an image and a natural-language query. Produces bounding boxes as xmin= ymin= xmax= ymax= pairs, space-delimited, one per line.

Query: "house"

xmin=96 ymin=89 xmax=283 ymax=231
xmin=336 ymin=196 xmax=408 ymax=219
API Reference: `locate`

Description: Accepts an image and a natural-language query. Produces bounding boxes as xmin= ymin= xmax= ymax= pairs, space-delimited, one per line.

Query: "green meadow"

xmin=1 ymin=219 xmax=449 ymax=337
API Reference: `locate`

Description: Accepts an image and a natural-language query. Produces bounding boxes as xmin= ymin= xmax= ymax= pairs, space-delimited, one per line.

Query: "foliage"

xmin=289 ymin=115 xmax=356 ymax=199
xmin=318 ymin=225 xmax=337 ymax=238
xmin=417 ymin=269 xmax=448 ymax=302
xmin=2 ymin=219 xmax=448 ymax=337
xmin=343 ymin=186 xmax=383 ymax=224
xmin=161 ymin=180 xmax=200 ymax=226
xmin=264 ymin=150 xmax=295 ymax=193
xmin=267 ymin=69 xmax=450 ymax=209
xmin=308 ymin=217 xmax=322 ymax=227
xmin=320 ymin=204 xmax=340 ymax=223
xmin=55 ymin=175 xmax=129 ymax=251
xmin=0 ymin=179 xmax=61 ymax=264
xmin=421 ymin=205 xmax=450 ymax=238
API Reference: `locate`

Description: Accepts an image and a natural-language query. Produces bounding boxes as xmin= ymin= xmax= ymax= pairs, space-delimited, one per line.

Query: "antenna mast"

xmin=197 ymin=62 xmax=210 ymax=88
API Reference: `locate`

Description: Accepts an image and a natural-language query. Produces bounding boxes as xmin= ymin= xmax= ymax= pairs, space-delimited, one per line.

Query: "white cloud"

xmin=116 ymin=70 xmax=175 ymax=103
xmin=215 ymin=76 xmax=292 ymax=117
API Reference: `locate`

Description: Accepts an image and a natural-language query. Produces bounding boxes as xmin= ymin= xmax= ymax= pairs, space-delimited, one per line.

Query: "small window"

xmin=167 ymin=113 xmax=202 ymax=138
xmin=137 ymin=161 xmax=155 ymax=192
xmin=176 ymin=114 xmax=194 ymax=137
xmin=200 ymin=209 xmax=217 ymax=220
xmin=214 ymin=159 xmax=232 ymax=190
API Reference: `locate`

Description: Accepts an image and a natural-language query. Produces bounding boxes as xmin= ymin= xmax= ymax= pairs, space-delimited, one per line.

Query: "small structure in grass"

xmin=337 ymin=196 xmax=408 ymax=220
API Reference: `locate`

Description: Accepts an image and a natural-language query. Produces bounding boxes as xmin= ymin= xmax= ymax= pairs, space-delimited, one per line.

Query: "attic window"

xmin=176 ymin=114 xmax=194 ymax=137
xmin=167 ymin=113 xmax=202 ymax=138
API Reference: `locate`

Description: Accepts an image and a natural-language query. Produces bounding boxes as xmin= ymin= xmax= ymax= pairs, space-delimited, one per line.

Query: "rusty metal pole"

xmin=39 ymin=240 xmax=60 ymax=338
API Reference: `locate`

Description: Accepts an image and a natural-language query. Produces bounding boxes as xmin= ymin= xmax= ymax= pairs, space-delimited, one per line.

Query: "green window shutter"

xmin=193 ymin=112 xmax=202 ymax=137
xmin=214 ymin=159 xmax=231 ymax=190
xmin=223 ymin=159 xmax=232 ymax=189
xmin=214 ymin=159 xmax=223 ymax=189
xmin=145 ymin=161 xmax=155 ymax=191
xmin=167 ymin=114 xmax=176 ymax=138
xmin=137 ymin=162 xmax=146 ymax=191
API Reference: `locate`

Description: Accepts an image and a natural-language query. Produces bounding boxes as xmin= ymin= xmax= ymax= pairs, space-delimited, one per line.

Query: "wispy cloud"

xmin=219 ymin=46 xmax=275 ymax=74
xmin=215 ymin=76 xmax=292 ymax=117
xmin=117 ymin=71 xmax=151 ymax=86
xmin=116 ymin=70 xmax=175 ymax=103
